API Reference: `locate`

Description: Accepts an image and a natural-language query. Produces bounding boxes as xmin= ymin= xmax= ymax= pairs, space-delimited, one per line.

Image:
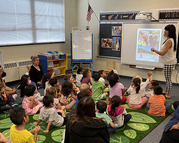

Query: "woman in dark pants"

xmin=151 ymin=25 xmax=177 ymax=99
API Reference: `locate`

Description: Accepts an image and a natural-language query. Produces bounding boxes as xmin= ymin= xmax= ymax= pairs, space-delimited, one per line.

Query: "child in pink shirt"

xmin=22 ymin=85 xmax=43 ymax=115
xmin=108 ymin=73 xmax=126 ymax=104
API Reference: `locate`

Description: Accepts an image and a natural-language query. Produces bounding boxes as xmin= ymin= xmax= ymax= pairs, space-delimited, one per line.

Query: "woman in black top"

xmin=28 ymin=56 xmax=43 ymax=86
xmin=64 ymin=97 xmax=109 ymax=143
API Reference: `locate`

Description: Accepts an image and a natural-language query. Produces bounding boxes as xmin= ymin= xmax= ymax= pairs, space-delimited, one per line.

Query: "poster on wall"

xmin=101 ymin=38 xmax=113 ymax=48
xmin=112 ymin=37 xmax=121 ymax=51
xmin=112 ymin=26 xmax=122 ymax=36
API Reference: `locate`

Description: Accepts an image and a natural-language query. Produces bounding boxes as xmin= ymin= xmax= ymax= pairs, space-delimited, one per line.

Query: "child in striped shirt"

xmin=147 ymin=86 xmax=171 ymax=117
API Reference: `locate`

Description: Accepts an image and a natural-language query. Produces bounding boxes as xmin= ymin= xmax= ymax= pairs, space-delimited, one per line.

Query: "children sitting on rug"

xmin=20 ymin=74 xmax=43 ymax=101
xmin=107 ymin=96 xmax=131 ymax=130
xmin=10 ymin=107 xmax=41 ymax=142
xmin=46 ymin=87 xmax=65 ymax=113
xmin=42 ymin=68 xmax=57 ymax=95
xmin=75 ymin=91 xmax=89 ymax=108
xmin=33 ymin=95 xmax=67 ymax=133
xmin=81 ymin=69 xmax=92 ymax=88
xmin=79 ymin=83 xmax=92 ymax=97
xmin=96 ymin=101 xmax=116 ymax=134
xmin=64 ymin=74 xmax=80 ymax=94
xmin=147 ymin=85 xmax=171 ymax=116
xmin=91 ymin=73 xmax=108 ymax=101
xmin=145 ymin=80 xmax=159 ymax=98
xmin=0 ymin=85 xmax=13 ymax=114
xmin=107 ymin=73 xmax=126 ymax=104
xmin=76 ymin=67 xmax=83 ymax=87
xmin=59 ymin=81 xmax=76 ymax=110
xmin=65 ymin=69 xmax=77 ymax=84
xmin=127 ymin=71 xmax=152 ymax=109
xmin=98 ymin=70 xmax=109 ymax=87
xmin=22 ymin=85 xmax=43 ymax=115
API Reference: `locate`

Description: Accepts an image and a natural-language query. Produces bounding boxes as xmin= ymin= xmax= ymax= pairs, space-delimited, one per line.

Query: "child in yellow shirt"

xmin=10 ymin=107 xmax=41 ymax=143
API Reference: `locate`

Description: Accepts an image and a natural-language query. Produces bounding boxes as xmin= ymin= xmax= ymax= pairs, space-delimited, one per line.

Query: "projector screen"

xmin=122 ymin=22 xmax=178 ymax=68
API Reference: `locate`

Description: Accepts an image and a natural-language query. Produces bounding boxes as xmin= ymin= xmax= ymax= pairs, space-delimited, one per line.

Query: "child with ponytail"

xmin=127 ymin=71 xmax=152 ymax=109
xmin=107 ymin=96 xmax=131 ymax=132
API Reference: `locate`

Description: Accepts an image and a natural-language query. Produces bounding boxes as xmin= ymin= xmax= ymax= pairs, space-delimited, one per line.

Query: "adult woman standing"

xmin=28 ymin=56 xmax=44 ymax=86
xmin=151 ymin=25 xmax=177 ymax=98
xmin=64 ymin=97 xmax=109 ymax=143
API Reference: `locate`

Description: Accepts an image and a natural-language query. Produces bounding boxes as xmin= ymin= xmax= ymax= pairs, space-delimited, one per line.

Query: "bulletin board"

xmin=99 ymin=22 xmax=122 ymax=58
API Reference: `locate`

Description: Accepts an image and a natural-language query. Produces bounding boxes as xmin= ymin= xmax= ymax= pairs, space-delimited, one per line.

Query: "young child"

xmin=127 ymin=71 xmax=152 ymax=109
xmin=98 ymin=70 xmax=109 ymax=87
xmin=42 ymin=68 xmax=58 ymax=96
xmin=79 ymin=83 xmax=92 ymax=96
xmin=75 ymin=91 xmax=89 ymax=108
xmin=91 ymin=73 xmax=108 ymax=101
xmin=33 ymin=95 xmax=66 ymax=133
xmin=0 ymin=67 xmax=17 ymax=98
xmin=46 ymin=87 xmax=65 ymax=113
xmin=76 ymin=67 xmax=83 ymax=87
xmin=96 ymin=101 xmax=116 ymax=134
xmin=108 ymin=73 xmax=126 ymax=104
xmin=64 ymin=74 xmax=80 ymax=94
xmin=44 ymin=78 xmax=61 ymax=97
xmin=22 ymin=85 xmax=43 ymax=115
xmin=146 ymin=80 xmax=159 ymax=98
xmin=10 ymin=107 xmax=41 ymax=143
xmin=0 ymin=85 xmax=13 ymax=114
xmin=20 ymin=74 xmax=42 ymax=101
xmin=60 ymin=81 xmax=76 ymax=110
xmin=81 ymin=69 xmax=92 ymax=87
xmin=65 ymin=69 xmax=77 ymax=84
xmin=147 ymin=85 xmax=171 ymax=116
xmin=107 ymin=96 xmax=131 ymax=128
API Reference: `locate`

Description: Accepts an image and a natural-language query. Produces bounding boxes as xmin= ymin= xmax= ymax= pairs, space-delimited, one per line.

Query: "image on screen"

xmin=136 ymin=28 xmax=162 ymax=62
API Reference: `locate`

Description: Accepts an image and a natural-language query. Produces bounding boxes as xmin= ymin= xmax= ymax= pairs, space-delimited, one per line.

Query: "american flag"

xmin=86 ymin=5 xmax=94 ymax=22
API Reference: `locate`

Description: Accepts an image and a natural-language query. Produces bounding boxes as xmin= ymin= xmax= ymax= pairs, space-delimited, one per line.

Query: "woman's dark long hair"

xmin=109 ymin=96 xmax=121 ymax=117
xmin=108 ymin=73 xmax=119 ymax=87
xmin=69 ymin=97 xmax=96 ymax=130
xmin=164 ymin=24 xmax=177 ymax=51
xmin=20 ymin=75 xmax=29 ymax=98
xmin=132 ymin=78 xmax=141 ymax=94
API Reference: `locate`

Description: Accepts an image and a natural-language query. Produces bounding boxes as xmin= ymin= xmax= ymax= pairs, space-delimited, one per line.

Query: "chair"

xmin=105 ymin=61 xmax=115 ymax=74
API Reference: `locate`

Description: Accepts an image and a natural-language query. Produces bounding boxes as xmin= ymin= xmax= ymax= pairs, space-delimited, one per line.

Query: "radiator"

xmin=4 ymin=62 xmax=19 ymax=82
xmin=4 ymin=60 xmax=32 ymax=83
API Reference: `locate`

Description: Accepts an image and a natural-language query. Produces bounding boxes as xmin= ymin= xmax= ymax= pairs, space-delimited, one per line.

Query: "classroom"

xmin=0 ymin=0 xmax=179 ymax=143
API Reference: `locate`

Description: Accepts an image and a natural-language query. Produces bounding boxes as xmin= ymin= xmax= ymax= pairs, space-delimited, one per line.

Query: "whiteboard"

xmin=72 ymin=30 xmax=92 ymax=61
xmin=121 ymin=22 xmax=178 ymax=68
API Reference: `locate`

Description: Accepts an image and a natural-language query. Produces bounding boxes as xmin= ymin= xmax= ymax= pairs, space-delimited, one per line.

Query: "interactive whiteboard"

xmin=122 ymin=22 xmax=178 ymax=68
xmin=72 ymin=30 xmax=92 ymax=61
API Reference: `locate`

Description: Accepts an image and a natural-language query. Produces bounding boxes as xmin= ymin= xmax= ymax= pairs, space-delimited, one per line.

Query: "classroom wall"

xmin=0 ymin=0 xmax=77 ymax=63
xmin=77 ymin=0 xmax=179 ymax=82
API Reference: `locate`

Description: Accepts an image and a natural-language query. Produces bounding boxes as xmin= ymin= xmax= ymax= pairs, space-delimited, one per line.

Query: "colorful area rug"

xmin=0 ymin=104 xmax=172 ymax=143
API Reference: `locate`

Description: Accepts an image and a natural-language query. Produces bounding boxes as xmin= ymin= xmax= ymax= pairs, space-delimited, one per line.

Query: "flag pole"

xmin=87 ymin=0 xmax=89 ymax=27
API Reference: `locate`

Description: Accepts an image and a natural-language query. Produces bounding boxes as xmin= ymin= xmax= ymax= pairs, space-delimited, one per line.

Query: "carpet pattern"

xmin=0 ymin=103 xmax=172 ymax=143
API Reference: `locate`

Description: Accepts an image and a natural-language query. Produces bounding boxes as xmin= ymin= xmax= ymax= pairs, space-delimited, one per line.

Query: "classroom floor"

xmin=5 ymin=75 xmax=179 ymax=143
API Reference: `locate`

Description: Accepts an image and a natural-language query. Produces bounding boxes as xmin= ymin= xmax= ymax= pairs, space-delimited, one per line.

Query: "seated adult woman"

xmin=64 ymin=97 xmax=109 ymax=143
xmin=28 ymin=56 xmax=43 ymax=86
xmin=160 ymin=106 xmax=179 ymax=143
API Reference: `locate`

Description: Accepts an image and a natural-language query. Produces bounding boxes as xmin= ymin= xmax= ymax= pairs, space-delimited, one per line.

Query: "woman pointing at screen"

xmin=151 ymin=25 xmax=177 ymax=98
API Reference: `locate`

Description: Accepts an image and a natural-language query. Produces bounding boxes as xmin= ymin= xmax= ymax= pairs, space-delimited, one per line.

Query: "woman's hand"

xmin=169 ymin=122 xmax=179 ymax=131
xmin=151 ymin=48 xmax=155 ymax=52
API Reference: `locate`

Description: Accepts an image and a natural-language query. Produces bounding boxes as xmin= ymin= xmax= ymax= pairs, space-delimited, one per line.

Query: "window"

xmin=0 ymin=0 xmax=65 ymax=46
